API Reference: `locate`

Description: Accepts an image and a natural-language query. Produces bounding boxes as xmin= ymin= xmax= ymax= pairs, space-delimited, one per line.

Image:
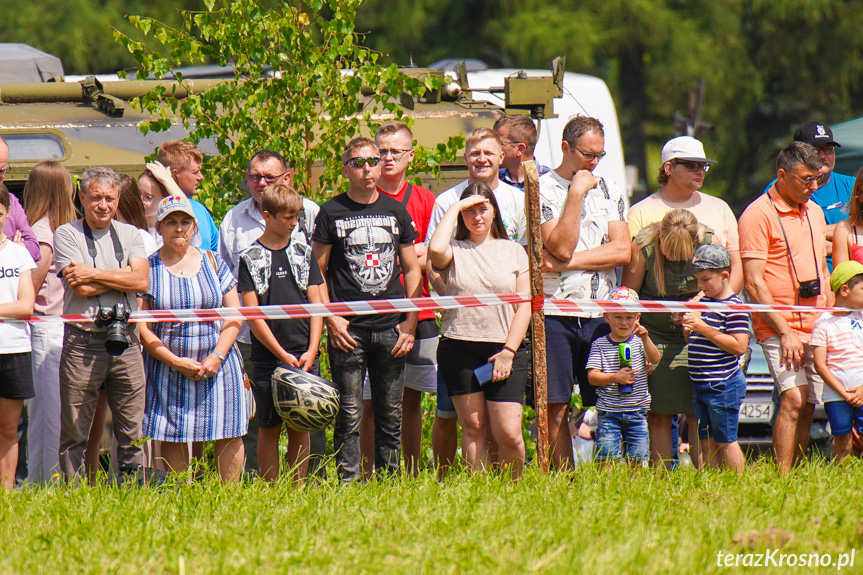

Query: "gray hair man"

xmin=54 ymin=167 xmax=149 ymax=481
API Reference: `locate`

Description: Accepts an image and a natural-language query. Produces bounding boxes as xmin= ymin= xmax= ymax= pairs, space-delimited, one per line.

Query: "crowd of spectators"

xmin=0 ymin=114 xmax=856 ymax=488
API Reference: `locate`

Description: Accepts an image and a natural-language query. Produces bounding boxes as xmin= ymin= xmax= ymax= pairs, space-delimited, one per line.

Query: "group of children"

xmin=586 ymin=244 xmax=750 ymax=471
xmin=587 ymin=243 xmax=863 ymax=471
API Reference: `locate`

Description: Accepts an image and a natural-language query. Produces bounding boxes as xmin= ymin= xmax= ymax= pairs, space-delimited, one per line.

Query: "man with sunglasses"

xmin=218 ymin=149 xmax=321 ymax=473
xmin=761 ymin=122 xmax=853 ymax=269
xmin=537 ymin=115 xmax=630 ymax=469
xmin=357 ymin=121 xmax=437 ymax=477
xmin=312 ymin=137 xmax=421 ymax=482
xmin=627 ymin=136 xmax=742 ymax=292
xmin=740 ymin=142 xmax=831 ymax=475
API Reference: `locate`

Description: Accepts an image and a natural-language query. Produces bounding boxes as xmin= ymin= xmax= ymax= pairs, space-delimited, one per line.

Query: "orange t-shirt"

xmin=738 ymin=186 xmax=828 ymax=342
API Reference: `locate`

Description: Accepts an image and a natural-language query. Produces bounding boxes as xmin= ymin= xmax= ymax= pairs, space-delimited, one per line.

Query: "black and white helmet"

xmin=271 ymin=365 xmax=340 ymax=432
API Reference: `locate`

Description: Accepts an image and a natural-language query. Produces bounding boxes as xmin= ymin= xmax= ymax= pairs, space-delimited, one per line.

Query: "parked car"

xmin=739 ymin=336 xmax=831 ymax=453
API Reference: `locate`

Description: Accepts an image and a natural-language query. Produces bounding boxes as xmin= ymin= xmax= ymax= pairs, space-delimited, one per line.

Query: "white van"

xmin=464 ymin=69 xmax=628 ymax=205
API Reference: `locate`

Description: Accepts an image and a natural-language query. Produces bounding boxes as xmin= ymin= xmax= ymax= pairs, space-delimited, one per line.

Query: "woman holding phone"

xmin=427 ymin=182 xmax=530 ymax=478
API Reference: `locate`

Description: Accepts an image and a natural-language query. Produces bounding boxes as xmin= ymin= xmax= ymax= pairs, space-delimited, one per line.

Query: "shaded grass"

xmin=2 ymin=455 xmax=862 ymax=574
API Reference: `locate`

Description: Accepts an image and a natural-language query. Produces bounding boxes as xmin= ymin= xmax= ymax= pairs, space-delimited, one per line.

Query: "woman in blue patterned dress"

xmin=138 ymin=195 xmax=247 ymax=481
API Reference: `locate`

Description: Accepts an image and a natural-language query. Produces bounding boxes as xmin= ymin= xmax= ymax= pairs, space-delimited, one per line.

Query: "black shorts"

xmin=437 ymin=337 xmax=527 ymax=404
xmin=252 ymin=354 xmax=320 ymax=429
xmin=0 ymin=351 xmax=34 ymax=400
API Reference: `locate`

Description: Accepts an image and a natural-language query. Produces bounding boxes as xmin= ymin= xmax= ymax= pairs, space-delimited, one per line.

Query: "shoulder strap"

xmin=204 ymin=249 xmax=217 ymax=274
xmin=82 ymin=220 xmax=124 ymax=266
xmin=401 ymin=183 xmax=413 ymax=208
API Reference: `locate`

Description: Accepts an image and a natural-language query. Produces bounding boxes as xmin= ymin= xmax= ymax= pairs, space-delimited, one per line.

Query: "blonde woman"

xmin=23 ymin=161 xmax=77 ymax=483
xmin=621 ymin=208 xmax=714 ymax=469
xmin=832 ymin=167 xmax=863 ymax=265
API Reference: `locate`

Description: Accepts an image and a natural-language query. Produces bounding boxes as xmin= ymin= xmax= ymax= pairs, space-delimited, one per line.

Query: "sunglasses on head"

xmin=343 ymin=156 xmax=381 ymax=169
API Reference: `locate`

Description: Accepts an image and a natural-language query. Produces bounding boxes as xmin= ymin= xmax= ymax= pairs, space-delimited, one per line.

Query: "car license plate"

xmin=739 ymin=402 xmax=772 ymax=422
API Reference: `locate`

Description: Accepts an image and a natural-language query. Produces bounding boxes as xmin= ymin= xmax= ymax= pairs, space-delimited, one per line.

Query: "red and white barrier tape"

xmin=10 ymin=293 xmax=849 ymax=324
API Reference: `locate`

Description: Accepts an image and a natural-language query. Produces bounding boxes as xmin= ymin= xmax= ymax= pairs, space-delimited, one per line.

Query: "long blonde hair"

xmin=636 ymin=208 xmax=705 ymax=296
xmin=24 ymin=161 xmax=77 ymax=232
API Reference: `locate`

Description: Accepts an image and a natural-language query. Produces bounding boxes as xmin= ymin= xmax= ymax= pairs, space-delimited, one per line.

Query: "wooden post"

xmin=523 ymin=160 xmax=549 ymax=473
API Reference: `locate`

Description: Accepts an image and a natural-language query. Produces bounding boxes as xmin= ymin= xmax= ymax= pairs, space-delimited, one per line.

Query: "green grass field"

xmin=2 ymin=456 xmax=862 ymax=574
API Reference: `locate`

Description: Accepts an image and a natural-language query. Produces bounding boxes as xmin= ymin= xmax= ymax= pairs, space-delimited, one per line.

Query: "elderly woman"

xmin=22 ymin=161 xmax=77 ymax=483
xmin=138 ymin=195 xmax=247 ymax=481
xmin=428 ymin=182 xmax=530 ymax=478
xmin=621 ymin=208 xmax=715 ymax=469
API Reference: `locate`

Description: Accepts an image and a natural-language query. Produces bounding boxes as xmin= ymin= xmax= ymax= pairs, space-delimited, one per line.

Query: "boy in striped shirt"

xmin=586 ymin=287 xmax=660 ymax=467
xmin=681 ymin=245 xmax=750 ymax=473
xmin=811 ymin=260 xmax=863 ymax=462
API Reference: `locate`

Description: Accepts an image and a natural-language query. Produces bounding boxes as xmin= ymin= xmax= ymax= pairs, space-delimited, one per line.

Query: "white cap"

xmin=661 ymin=136 xmax=715 ymax=164
xmin=157 ymin=195 xmax=198 ymax=223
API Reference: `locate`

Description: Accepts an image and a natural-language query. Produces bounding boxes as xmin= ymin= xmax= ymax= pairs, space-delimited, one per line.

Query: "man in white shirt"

xmin=426 ymin=127 xmax=527 ymax=249
xmin=538 ymin=115 xmax=630 ymax=469
xmin=218 ymin=149 xmax=319 ymax=474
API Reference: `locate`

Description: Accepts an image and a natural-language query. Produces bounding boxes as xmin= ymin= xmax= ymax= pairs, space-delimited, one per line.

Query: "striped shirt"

xmin=810 ymin=311 xmax=863 ymax=371
xmin=687 ymin=294 xmax=750 ymax=384
xmin=586 ymin=334 xmax=651 ymax=411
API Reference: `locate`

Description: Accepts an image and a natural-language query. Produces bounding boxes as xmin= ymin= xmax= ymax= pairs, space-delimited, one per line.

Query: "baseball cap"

xmin=682 ymin=244 xmax=731 ymax=277
xmin=660 ymin=136 xmax=716 ymax=164
xmin=608 ymin=286 xmax=640 ymax=302
xmin=830 ymin=260 xmax=863 ymax=293
xmin=157 ymin=195 xmax=197 ymax=223
xmin=793 ymin=121 xmax=841 ymax=148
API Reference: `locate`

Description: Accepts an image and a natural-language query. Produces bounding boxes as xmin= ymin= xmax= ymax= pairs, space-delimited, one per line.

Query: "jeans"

xmin=692 ymin=368 xmax=746 ymax=443
xmin=596 ymin=409 xmax=649 ymax=462
xmin=58 ymin=324 xmax=146 ymax=480
xmin=329 ymin=326 xmax=406 ymax=482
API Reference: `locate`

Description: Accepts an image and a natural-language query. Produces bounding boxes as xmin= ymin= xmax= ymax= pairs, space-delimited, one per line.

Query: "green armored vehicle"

xmin=0 ymin=46 xmax=577 ymax=201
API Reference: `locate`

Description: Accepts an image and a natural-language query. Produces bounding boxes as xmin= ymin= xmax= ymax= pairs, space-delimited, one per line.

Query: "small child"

xmin=811 ymin=260 xmax=863 ymax=462
xmin=681 ymin=244 xmax=750 ymax=473
xmin=237 ymin=183 xmax=324 ymax=482
xmin=0 ymin=184 xmax=37 ymax=492
xmin=586 ymin=286 xmax=660 ymax=467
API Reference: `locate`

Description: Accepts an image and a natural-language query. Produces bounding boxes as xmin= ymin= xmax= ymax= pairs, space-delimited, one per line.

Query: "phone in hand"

xmin=474 ymin=362 xmax=494 ymax=385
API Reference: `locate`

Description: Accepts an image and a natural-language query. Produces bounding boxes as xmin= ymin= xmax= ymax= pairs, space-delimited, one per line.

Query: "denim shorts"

xmin=692 ymin=368 xmax=746 ymax=443
xmin=595 ymin=409 xmax=649 ymax=462
xmin=824 ymin=400 xmax=863 ymax=437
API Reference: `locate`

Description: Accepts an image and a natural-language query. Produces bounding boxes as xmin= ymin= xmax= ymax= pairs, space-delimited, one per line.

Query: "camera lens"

xmin=105 ymin=320 xmax=129 ymax=356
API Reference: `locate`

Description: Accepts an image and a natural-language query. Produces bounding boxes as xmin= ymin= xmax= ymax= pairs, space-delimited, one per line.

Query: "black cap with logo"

xmin=793 ymin=121 xmax=841 ymax=148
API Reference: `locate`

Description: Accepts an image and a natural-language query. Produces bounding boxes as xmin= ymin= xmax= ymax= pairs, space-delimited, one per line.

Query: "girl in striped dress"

xmin=138 ymin=195 xmax=247 ymax=482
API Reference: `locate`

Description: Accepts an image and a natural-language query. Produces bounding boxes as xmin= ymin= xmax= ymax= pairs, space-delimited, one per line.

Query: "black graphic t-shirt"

xmin=313 ymin=192 xmax=418 ymax=330
xmin=237 ymin=240 xmax=324 ymax=362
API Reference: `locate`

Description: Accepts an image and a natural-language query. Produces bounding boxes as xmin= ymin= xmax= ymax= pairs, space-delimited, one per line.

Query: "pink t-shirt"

xmin=32 ymin=217 xmax=64 ymax=316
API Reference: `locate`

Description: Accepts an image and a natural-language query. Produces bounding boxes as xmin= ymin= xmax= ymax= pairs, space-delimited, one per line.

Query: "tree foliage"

xmin=114 ymin=0 xmax=462 ymax=220
xmin=356 ymin=0 xmax=863 ymax=212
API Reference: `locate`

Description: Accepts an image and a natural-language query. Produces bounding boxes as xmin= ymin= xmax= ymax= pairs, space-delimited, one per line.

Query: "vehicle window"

xmin=5 ymin=133 xmax=65 ymax=160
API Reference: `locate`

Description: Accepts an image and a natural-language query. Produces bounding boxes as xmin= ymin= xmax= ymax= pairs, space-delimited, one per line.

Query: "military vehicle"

xmin=0 ymin=48 xmax=628 ymax=203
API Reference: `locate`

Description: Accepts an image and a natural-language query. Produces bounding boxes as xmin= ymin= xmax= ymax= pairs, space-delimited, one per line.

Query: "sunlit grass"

xmin=2 ymin=454 xmax=862 ymax=574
